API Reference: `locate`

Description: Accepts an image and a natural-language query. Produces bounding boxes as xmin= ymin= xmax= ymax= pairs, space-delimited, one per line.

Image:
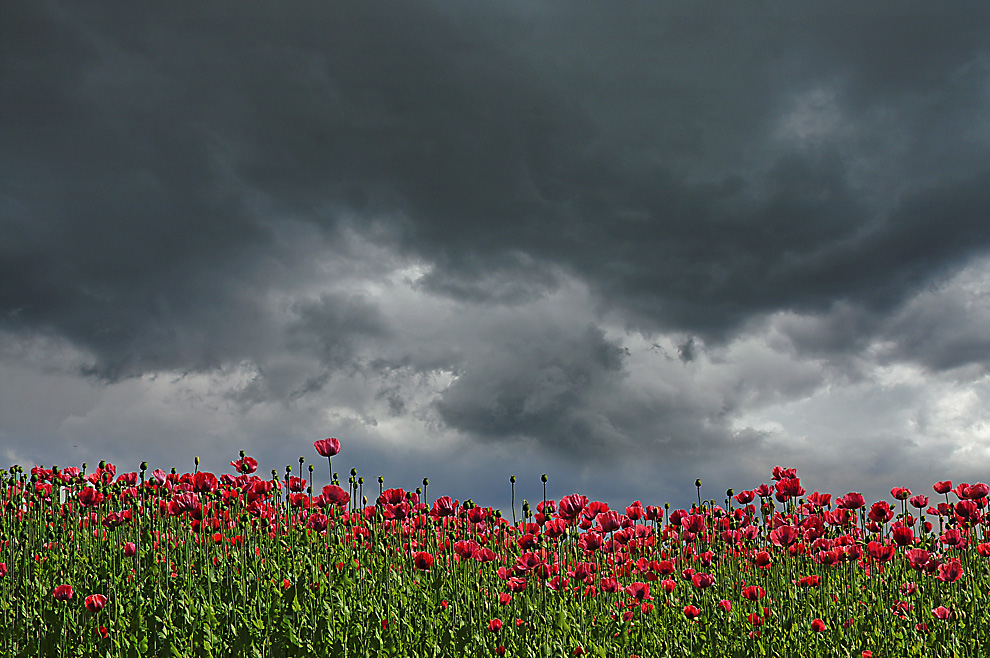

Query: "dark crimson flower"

xmin=306 ymin=513 xmax=328 ymax=532
xmin=53 ymin=584 xmax=73 ymax=601
xmin=754 ymin=484 xmax=774 ymax=498
xmin=625 ymin=582 xmax=651 ymax=601
xmin=868 ymin=501 xmax=894 ymax=524
xmin=691 ymin=572 xmax=714 ymax=589
xmin=171 ymin=491 xmax=200 ymax=513
xmin=507 ymin=577 xmax=527 ymax=593
xmin=836 ymin=492 xmax=866 ymax=509
xmin=320 ymin=485 xmax=350 ymax=508
xmin=557 ymin=494 xmax=588 ymax=521
xmin=936 ymin=559 xmax=963 ymax=583
xmin=978 ymin=543 xmax=990 ymax=557
xmin=514 ymin=552 xmax=545 ymax=573
xmin=811 ymin=618 xmax=827 ymax=633
xmin=596 ymin=510 xmax=622 ymax=534
xmin=230 ymin=456 xmax=258 ymax=474
xmin=932 ymin=606 xmax=953 ymax=620
xmin=770 ymin=525 xmax=799 ymax=547
xmin=413 ymin=551 xmax=434 ymax=571
xmin=797 ymin=575 xmax=821 ymax=587
xmin=718 ymin=600 xmax=732 ymax=612
xmin=776 ymin=478 xmax=805 ymax=498
xmin=909 ymin=495 xmax=929 ymax=509
xmin=191 ymin=471 xmax=218 ymax=493
xmin=123 ymin=542 xmax=137 ymax=557
xmin=645 ymin=505 xmax=663 ymax=521
xmin=517 ymin=533 xmax=539 ymax=550
xmin=753 ymin=550 xmax=772 ymax=567
xmin=487 ymin=619 xmax=503 ymax=632
xmin=85 ymin=594 xmax=107 ymax=613
xmin=772 ymin=466 xmax=797 ymax=481
xmin=940 ymin=528 xmax=966 ymax=549
xmin=807 ymin=491 xmax=831 ymax=508
xmin=866 ymin=541 xmax=895 ymax=563
xmin=682 ymin=605 xmax=701 ymax=620
xmin=682 ymin=514 xmax=706 ymax=534
xmin=954 ymin=500 xmax=981 ymax=524
xmin=899 ymin=582 xmax=919 ymax=596
xmin=287 ymin=476 xmax=307 ymax=493
xmin=473 ymin=548 xmax=496 ymax=563
xmin=742 ymin=585 xmax=765 ymax=601
xmin=0 ymin=563 xmax=6 ymax=579
xmin=578 ymin=531 xmax=603 ymax=553
xmin=431 ymin=496 xmax=457 ymax=517
xmin=890 ymin=487 xmax=911 ymax=500
xmin=660 ymin=579 xmax=676 ymax=594
xmin=893 ymin=526 xmax=914 ymax=546
xmin=734 ymin=490 xmax=755 ymax=504
xmin=625 ymin=501 xmax=645 ymax=521
xmin=963 ymin=482 xmax=989 ymax=499
xmin=77 ymin=487 xmax=105 ymax=507
xmin=94 ymin=626 xmax=109 ymax=640
xmin=933 ymin=480 xmax=952 ymax=494
xmin=906 ymin=549 xmax=933 ymax=573
xmin=314 ymin=438 xmax=340 ymax=457
xmin=747 ymin=612 xmax=764 ymax=626
xmin=601 ymin=577 xmax=619 ymax=593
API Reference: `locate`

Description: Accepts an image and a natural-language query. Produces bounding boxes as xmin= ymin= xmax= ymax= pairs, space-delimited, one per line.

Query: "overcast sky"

xmin=3 ymin=1 xmax=989 ymax=511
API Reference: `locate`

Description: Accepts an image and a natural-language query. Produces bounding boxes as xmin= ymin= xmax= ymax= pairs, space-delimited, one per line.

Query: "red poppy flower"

xmin=507 ymin=577 xmax=527 ymax=593
xmin=734 ymin=490 xmax=755 ymax=504
xmin=770 ymin=525 xmax=799 ymax=547
xmin=691 ymin=572 xmax=714 ymax=589
xmin=909 ymin=494 xmax=929 ymax=509
xmin=890 ymin=486 xmax=911 ymax=500
xmin=230 ymin=456 xmax=258 ymax=474
xmin=412 ymin=551 xmax=434 ymax=571
xmin=866 ymin=541 xmax=895 ymax=563
xmin=52 ymin=584 xmax=73 ymax=601
xmin=906 ymin=548 xmax=931 ymax=570
xmin=625 ymin=582 xmax=651 ymax=601
xmin=320 ymin=485 xmax=350 ymax=508
xmin=0 ymin=563 xmax=6 ymax=579
xmin=936 ymin=559 xmax=963 ymax=583
xmin=306 ymin=513 xmax=328 ymax=532
xmin=836 ymin=492 xmax=865 ymax=509
xmin=742 ymin=585 xmax=766 ymax=601
xmin=431 ymin=496 xmax=457 ymax=517
xmin=85 ymin=594 xmax=107 ymax=613
xmin=753 ymin=550 xmax=772 ymax=567
xmin=314 ymin=438 xmax=341 ymax=457
xmin=933 ymin=480 xmax=952 ymax=494
xmin=718 ymin=599 xmax=732 ymax=612
xmin=932 ymin=605 xmax=953 ymax=620
xmin=747 ymin=612 xmax=764 ymax=626
xmin=811 ymin=618 xmax=827 ymax=632
xmin=192 ymin=471 xmax=218 ymax=493
xmin=487 ymin=619 xmax=503 ymax=632
xmin=868 ymin=501 xmax=893 ymax=524
xmin=682 ymin=605 xmax=701 ymax=620
xmin=963 ymin=482 xmax=989 ymax=499
xmin=94 ymin=626 xmax=109 ymax=640
xmin=77 ymin=487 xmax=105 ymax=507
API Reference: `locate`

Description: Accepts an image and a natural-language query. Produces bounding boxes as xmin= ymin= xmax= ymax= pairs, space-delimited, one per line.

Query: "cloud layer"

xmin=2 ymin=1 xmax=989 ymax=508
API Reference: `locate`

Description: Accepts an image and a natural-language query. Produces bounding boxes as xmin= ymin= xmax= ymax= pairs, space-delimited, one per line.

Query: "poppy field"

xmin=1 ymin=439 xmax=988 ymax=658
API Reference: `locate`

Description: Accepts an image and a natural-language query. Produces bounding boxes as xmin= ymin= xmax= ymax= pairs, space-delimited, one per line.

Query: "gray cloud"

xmin=2 ymin=1 xmax=990 ymax=507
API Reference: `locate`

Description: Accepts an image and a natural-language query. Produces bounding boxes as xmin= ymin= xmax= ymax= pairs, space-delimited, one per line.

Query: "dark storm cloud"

xmin=2 ymin=0 xmax=989 ymax=483
xmin=4 ymin=2 xmax=990 ymax=353
xmin=435 ymin=324 xmax=627 ymax=454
